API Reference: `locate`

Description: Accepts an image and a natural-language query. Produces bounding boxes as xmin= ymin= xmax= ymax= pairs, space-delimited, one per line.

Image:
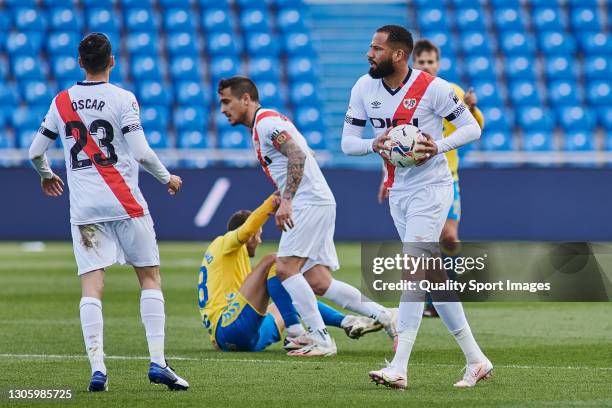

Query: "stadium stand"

xmin=0 ymin=1 xmax=610 ymax=167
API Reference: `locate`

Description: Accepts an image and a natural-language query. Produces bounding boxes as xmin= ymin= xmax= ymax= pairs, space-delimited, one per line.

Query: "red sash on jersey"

xmin=55 ymin=90 xmax=145 ymax=218
xmin=384 ymin=71 xmax=435 ymax=188
xmin=252 ymin=110 xmax=290 ymax=187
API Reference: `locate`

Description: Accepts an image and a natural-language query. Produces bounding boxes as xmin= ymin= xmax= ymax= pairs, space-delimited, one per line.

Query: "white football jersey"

xmin=38 ymin=81 xmax=149 ymax=225
xmin=344 ymin=68 xmax=469 ymax=191
xmin=252 ymin=108 xmax=335 ymax=207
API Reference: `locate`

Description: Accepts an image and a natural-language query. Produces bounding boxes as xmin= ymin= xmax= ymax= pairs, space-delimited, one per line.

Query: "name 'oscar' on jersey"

xmin=37 ymin=81 xmax=149 ymax=225
xmin=344 ymin=68 xmax=469 ymax=191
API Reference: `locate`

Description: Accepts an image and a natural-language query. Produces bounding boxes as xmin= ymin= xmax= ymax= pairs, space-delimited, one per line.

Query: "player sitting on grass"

xmin=198 ymin=193 xmax=384 ymax=353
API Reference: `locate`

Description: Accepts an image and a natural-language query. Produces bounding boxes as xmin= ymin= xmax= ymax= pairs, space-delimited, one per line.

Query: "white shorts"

xmin=389 ymin=184 xmax=453 ymax=256
xmin=71 ymin=214 xmax=160 ymax=275
xmin=277 ymin=204 xmax=340 ymax=273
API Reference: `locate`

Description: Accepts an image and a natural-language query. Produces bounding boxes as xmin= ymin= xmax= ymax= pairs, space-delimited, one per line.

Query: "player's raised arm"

xmin=29 ymin=104 xmax=64 ymax=197
xmin=237 ymin=194 xmax=279 ymax=242
xmin=121 ymin=93 xmax=182 ymax=195
xmin=341 ymin=81 xmax=377 ymax=156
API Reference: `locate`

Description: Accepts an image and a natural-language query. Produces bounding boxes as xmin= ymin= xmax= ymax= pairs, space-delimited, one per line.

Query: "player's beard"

xmin=369 ymin=58 xmax=395 ymax=79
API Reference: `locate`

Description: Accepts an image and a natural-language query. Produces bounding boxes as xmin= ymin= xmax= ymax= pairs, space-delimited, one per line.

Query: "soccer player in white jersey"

xmin=28 ymin=33 xmax=189 ymax=392
xmin=218 ymin=76 xmax=396 ymax=356
xmin=342 ymin=25 xmax=492 ymax=389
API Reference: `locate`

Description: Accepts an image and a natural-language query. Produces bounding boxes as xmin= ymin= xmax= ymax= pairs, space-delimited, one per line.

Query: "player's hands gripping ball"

xmin=275 ymin=198 xmax=294 ymax=231
xmin=373 ymin=126 xmax=393 ymax=161
xmin=41 ymin=174 xmax=64 ymax=197
xmin=414 ymin=132 xmax=438 ymax=166
xmin=167 ymin=174 xmax=182 ymax=195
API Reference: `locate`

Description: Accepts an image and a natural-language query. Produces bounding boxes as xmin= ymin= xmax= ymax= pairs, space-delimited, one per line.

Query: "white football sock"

xmin=140 ymin=289 xmax=166 ymax=367
xmin=433 ymin=302 xmax=486 ymax=364
xmin=322 ymin=279 xmax=389 ymax=322
xmin=286 ymin=324 xmax=306 ymax=337
xmin=389 ymin=289 xmax=425 ymax=373
xmin=80 ymin=297 xmax=106 ymax=375
xmin=281 ymin=274 xmax=329 ymax=342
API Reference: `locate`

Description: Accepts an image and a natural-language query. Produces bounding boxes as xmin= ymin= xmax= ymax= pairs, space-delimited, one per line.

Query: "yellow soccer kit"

xmin=197 ymin=194 xmax=277 ymax=347
xmin=444 ymin=83 xmax=485 ymax=181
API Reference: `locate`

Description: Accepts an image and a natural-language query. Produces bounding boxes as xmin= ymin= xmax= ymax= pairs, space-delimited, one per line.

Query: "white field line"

xmin=0 ymin=353 xmax=611 ymax=371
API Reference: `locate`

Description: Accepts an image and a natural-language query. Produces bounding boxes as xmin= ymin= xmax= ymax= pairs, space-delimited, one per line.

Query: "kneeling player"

xmin=197 ymin=194 xmax=383 ymax=353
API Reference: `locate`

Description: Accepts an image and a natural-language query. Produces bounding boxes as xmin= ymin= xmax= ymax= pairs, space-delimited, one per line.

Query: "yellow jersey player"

xmin=198 ymin=193 xmax=383 ymax=353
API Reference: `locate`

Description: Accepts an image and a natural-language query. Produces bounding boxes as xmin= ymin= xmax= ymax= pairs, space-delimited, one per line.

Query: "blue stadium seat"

xmin=460 ymin=31 xmax=492 ymax=56
xmin=286 ymin=57 xmax=316 ymax=82
xmin=605 ymin=131 xmax=612 ymax=150
xmin=174 ymin=106 xmax=207 ymax=131
xmin=137 ymin=81 xmax=171 ymax=107
xmin=175 ymin=81 xmax=210 ymax=105
xmin=597 ymin=106 xmax=612 ymax=130
xmin=12 ymin=56 xmax=44 ymax=80
xmin=517 ymin=106 xmax=554 ymax=131
xmin=294 ymin=106 xmax=323 ymax=131
xmin=481 ymin=130 xmax=513 ymax=151
xmin=6 ymin=32 xmax=38 ymax=55
xmin=523 ymin=131 xmax=554 ymax=151
xmin=169 ymin=56 xmax=202 ymax=81
xmin=587 ymin=81 xmax=612 ymax=105
xmin=46 ymin=32 xmax=79 ymax=56
xmin=49 ymin=7 xmax=83 ymax=32
xmin=158 ymin=0 xmax=192 ymax=8
xmin=420 ymin=31 xmax=455 ymax=58
xmin=131 ymin=56 xmax=163 ymax=81
xmin=8 ymin=0 xmax=38 ymax=6
xmin=548 ymin=80 xmax=582 ymax=106
xmin=539 ymin=31 xmax=576 ymax=55
xmin=455 ymin=7 xmax=485 ymax=31
xmin=20 ymin=81 xmax=55 ymax=105
xmin=86 ymin=8 xmax=119 ymax=32
xmin=505 ymin=55 xmax=536 ymax=80
xmin=584 ymin=56 xmax=612 ymax=80
xmin=249 ymin=56 xmax=281 ymax=81
xmin=493 ymin=7 xmax=525 ymax=31
xmin=437 ymin=56 xmax=460 ymax=84
xmin=290 ymin=81 xmax=318 ymax=106
xmin=0 ymin=131 xmax=15 ymax=149
xmin=257 ymin=81 xmax=284 ymax=106
xmin=11 ymin=106 xmax=47 ymax=136
xmin=140 ymin=106 xmax=170 ymax=130
xmin=14 ymin=7 xmax=47 ymax=32
xmin=563 ymin=131 xmax=595 ymax=151
xmin=284 ymin=32 xmax=314 ymax=56
xmin=508 ymin=80 xmax=541 ymax=106
xmin=201 ymin=8 xmax=233 ymax=33
xmin=239 ymin=8 xmax=271 ymax=32
xmin=126 ymin=32 xmax=160 ymax=56
xmin=235 ymin=0 xmax=270 ymax=8
xmin=500 ymin=31 xmax=535 ymax=55
xmin=567 ymin=0 xmax=597 ymax=8
xmin=164 ymin=8 xmax=197 ymax=32
xmin=51 ymin=56 xmax=81 ymax=81
xmin=276 ymin=0 xmax=307 ymax=7
xmin=246 ymin=33 xmax=280 ymax=56
xmin=144 ymin=129 xmax=169 ymax=149
xmin=277 ymin=8 xmax=306 ymax=33
xmin=0 ymin=83 xmax=20 ymax=107
xmin=125 ymin=8 xmax=157 ymax=32
xmin=207 ymin=32 xmax=242 ymax=56
xmin=464 ymin=55 xmax=496 ymax=80
xmin=121 ymin=0 xmax=154 ymax=8
xmin=532 ymin=7 xmax=565 ymax=32
xmin=219 ymin=129 xmax=249 ymax=149
xmin=302 ymin=129 xmax=326 ymax=149
xmin=578 ymin=32 xmax=612 ymax=55
xmin=198 ymin=0 xmax=231 ymax=8
xmin=178 ymin=130 xmax=209 ymax=149
xmin=471 ymin=80 xmax=503 ymax=107
xmin=544 ymin=55 xmax=576 ymax=80
xmin=570 ymin=7 xmax=601 ymax=32
xmin=413 ymin=0 xmax=444 ymax=7
xmin=558 ymin=106 xmax=596 ymax=131
xmin=81 ymin=0 xmax=113 ymax=7
xmin=529 ymin=0 xmax=561 ymax=7
xmin=210 ymin=56 xmax=242 ymax=83
xmin=416 ymin=8 xmax=446 ymax=32
xmin=167 ymin=32 xmax=198 ymax=56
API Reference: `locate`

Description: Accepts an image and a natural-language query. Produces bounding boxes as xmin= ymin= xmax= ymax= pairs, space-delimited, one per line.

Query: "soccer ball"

xmin=384 ymin=124 xmax=425 ymax=168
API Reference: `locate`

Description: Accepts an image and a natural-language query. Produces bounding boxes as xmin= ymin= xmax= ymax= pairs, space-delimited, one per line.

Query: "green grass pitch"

xmin=0 ymin=241 xmax=611 ymax=408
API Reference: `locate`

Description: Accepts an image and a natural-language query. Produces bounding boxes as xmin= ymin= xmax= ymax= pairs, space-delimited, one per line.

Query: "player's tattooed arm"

xmin=277 ymin=132 xmax=306 ymax=200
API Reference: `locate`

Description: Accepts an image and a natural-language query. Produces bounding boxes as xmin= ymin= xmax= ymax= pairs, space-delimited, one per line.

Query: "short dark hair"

xmin=227 ymin=210 xmax=252 ymax=231
xmin=78 ymin=33 xmax=112 ymax=74
xmin=218 ymin=76 xmax=260 ymax=102
xmin=376 ymin=25 xmax=414 ymax=58
xmin=413 ymin=39 xmax=441 ymax=60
